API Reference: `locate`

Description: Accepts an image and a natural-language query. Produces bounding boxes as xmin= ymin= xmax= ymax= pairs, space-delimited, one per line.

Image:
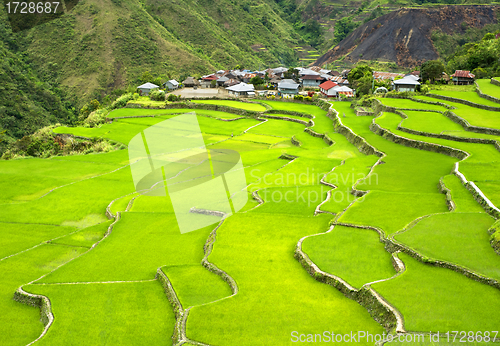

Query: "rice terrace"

xmin=3 ymin=83 xmax=500 ymax=346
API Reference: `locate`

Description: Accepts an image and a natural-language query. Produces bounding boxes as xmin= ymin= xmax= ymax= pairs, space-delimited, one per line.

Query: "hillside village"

xmin=136 ymin=66 xmax=476 ymax=101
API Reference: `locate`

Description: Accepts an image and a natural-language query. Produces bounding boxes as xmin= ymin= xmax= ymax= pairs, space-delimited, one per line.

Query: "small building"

xmin=319 ymin=80 xmax=339 ymax=97
xmin=300 ymin=75 xmax=325 ymax=88
xmin=226 ymin=82 xmax=255 ymax=97
xmin=451 ymin=70 xmax=475 ymax=85
xmin=393 ymin=76 xmax=420 ymax=92
xmin=137 ymin=82 xmax=159 ymax=96
xmin=269 ymin=76 xmax=282 ymax=86
xmin=164 ymin=80 xmax=179 ymax=90
xmin=224 ymin=78 xmax=240 ymax=87
xmin=183 ymin=77 xmax=200 ymax=88
xmin=334 ymin=85 xmax=354 ymax=98
xmin=278 ymin=82 xmax=300 ymax=95
xmin=216 ymin=76 xmax=229 ymax=87
xmin=200 ymin=75 xmax=218 ymax=88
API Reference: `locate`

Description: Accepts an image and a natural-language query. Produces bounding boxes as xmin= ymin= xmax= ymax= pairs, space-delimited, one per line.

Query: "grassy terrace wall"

xmin=373 ymin=99 xmax=500 ymax=219
xmin=476 ymin=81 xmax=500 ymax=104
xmin=426 ymin=93 xmax=500 ymax=112
xmin=316 ymin=99 xmax=383 ymax=157
xmin=492 ymin=78 xmax=500 ymax=87
xmin=369 ymin=119 xmax=469 ymax=160
xmin=294 ymin=230 xmax=401 ymax=332
xmin=489 ymin=220 xmax=500 ymax=255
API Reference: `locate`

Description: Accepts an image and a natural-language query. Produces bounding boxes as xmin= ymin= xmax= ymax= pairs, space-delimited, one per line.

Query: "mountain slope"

xmin=313 ymin=5 xmax=500 ymax=67
xmin=14 ymin=0 xmax=300 ymax=103
xmin=0 ymin=8 xmax=75 ymax=146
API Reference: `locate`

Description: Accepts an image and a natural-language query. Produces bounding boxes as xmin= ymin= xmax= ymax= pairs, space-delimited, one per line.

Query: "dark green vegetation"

xmin=2 ymin=85 xmax=500 ymax=345
xmin=0 ymin=8 xmax=77 ymax=149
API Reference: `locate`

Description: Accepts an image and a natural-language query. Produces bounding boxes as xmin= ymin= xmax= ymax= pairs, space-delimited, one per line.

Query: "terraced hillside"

xmin=2 ymin=83 xmax=500 ymax=345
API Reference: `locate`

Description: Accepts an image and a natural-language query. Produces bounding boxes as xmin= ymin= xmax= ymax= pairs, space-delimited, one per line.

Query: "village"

xmin=136 ymin=66 xmax=476 ymax=100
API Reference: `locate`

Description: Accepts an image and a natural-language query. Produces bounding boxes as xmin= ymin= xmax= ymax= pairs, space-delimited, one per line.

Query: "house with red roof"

xmin=319 ymin=80 xmax=339 ymax=97
xmin=451 ymin=70 xmax=475 ymax=85
xmin=200 ymin=74 xmax=219 ymax=88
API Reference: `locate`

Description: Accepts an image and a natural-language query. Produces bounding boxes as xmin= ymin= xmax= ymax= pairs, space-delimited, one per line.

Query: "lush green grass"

xmin=442 ymin=175 xmax=484 ymax=213
xmin=246 ymin=118 xmax=306 ymax=137
xmin=187 ymin=214 xmax=384 ymax=346
xmin=415 ymin=96 xmax=500 ymax=130
xmin=302 ymin=225 xmax=395 ymax=288
xmin=161 ymin=266 xmax=231 ymax=308
xmin=429 ymin=90 xmax=500 ymax=108
xmin=107 ymin=108 xmax=190 ymax=118
xmin=191 ymin=100 xmax=267 ymax=112
xmin=3 ymin=99 xmax=500 ymax=344
xmin=395 ymin=213 xmax=500 ymax=280
xmin=476 ymin=79 xmax=500 ymax=100
xmin=0 ymin=244 xmax=88 ymax=346
xmin=400 ymin=111 xmax=464 ymax=133
xmin=379 ymin=98 xmax=448 ymax=111
xmin=28 ymin=281 xmax=174 ymax=346
xmin=373 ymin=252 xmax=500 ymax=333
xmin=258 ymin=100 xmax=333 ymax=134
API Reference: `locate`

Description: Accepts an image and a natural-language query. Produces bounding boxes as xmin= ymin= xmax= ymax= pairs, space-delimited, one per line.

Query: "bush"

xmin=303 ymin=96 xmax=312 ymax=102
xmin=167 ymin=94 xmax=180 ymax=102
xmin=294 ymin=95 xmax=304 ymax=101
xmin=149 ymin=90 xmax=165 ymax=101
xmin=111 ymin=93 xmax=135 ymax=109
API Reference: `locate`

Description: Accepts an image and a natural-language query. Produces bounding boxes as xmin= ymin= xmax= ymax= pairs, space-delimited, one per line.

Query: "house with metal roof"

xmin=226 ymin=82 xmax=255 ymax=97
xmin=164 ymin=80 xmax=179 ymax=90
xmin=278 ymin=81 xmax=300 ymax=95
xmin=200 ymin=75 xmax=218 ymax=88
xmin=137 ymin=82 xmax=159 ymax=95
xmin=451 ymin=70 xmax=475 ymax=85
xmin=216 ymin=76 xmax=229 ymax=87
xmin=300 ymin=75 xmax=325 ymax=88
xmin=393 ymin=76 xmax=420 ymax=92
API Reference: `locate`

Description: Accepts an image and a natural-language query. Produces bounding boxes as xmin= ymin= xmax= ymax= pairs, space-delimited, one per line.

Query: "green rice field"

xmin=2 ymin=94 xmax=500 ymax=345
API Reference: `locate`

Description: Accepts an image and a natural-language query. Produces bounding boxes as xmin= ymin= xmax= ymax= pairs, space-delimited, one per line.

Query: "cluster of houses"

xmin=136 ymin=67 xmax=476 ymax=98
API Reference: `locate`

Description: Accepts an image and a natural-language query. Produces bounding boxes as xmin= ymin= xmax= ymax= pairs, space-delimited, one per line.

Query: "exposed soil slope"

xmin=314 ymin=5 xmax=500 ymax=67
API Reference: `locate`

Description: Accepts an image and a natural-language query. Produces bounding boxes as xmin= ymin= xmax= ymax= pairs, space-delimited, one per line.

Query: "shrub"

xmin=303 ymin=96 xmax=312 ymax=102
xmin=149 ymin=90 xmax=165 ymax=101
xmin=167 ymin=94 xmax=180 ymax=102
xmin=111 ymin=93 xmax=135 ymax=109
xmin=294 ymin=95 xmax=304 ymax=101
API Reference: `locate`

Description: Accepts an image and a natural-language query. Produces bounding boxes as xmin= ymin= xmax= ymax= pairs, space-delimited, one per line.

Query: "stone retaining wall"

xmin=316 ymin=100 xmax=383 ymax=157
xmin=13 ymin=288 xmax=53 ymax=339
xmin=491 ymin=78 xmax=500 ymax=87
xmin=156 ymin=269 xmax=185 ymax=344
xmin=291 ymin=135 xmax=301 ymax=147
xmin=438 ymin=177 xmax=456 ymax=212
xmin=488 ymin=220 xmax=500 ymax=255
xmin=369 ymin=120 xmax=468 ymax=160
xmin=304 ymin=128 xmax=334 ymax=146
xmin=336 ymin=222 xmax=500 ymax=291
xmin=294 ymin=229 xmax=400 ymax=332
xmin=476 ymin=81 xmax=500 ymax=104
xmin=427 ymin=93 xmax=500 ymax=112
xmin=265 ymin=109 xmax=314 ymax=119
xmin=259 ymin=114 xmax=311 ymax=126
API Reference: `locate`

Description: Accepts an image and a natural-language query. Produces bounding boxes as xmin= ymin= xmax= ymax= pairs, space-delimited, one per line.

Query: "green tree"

xmin=334 ymin=17 xmax=358 ymax=45
xmin=421 ymin=60 xmax=445 ymax=83
xmin=348 ymin=65 xmax=373 ymax=97
xmin=141 ymin=71 xmax=154 ymax=83
xmin=249 ymin=76 xmax=264 ymax=85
